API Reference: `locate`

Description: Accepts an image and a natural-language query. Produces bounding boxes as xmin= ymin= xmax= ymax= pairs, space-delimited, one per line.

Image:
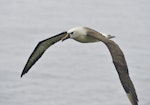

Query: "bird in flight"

xmin=21 ymin=27 xmax=138 ymax=105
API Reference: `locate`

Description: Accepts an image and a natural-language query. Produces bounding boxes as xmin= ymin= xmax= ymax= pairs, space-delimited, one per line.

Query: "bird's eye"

xmin=70 ymin=32 xmax=74 ymax=35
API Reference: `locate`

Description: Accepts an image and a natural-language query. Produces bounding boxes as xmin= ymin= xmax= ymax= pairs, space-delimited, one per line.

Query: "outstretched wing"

xmin=21 ymin=32 xmax=67 ymax=77
xmin=104 ymin=40 xmax=138 ymax=105
xmin=87 ymin=32 xmax=138 ymax=105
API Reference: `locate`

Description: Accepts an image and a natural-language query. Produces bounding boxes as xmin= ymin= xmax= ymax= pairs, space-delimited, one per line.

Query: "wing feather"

xmin=21 ymin=32 xmax=67 ymax=77
xmin=87 ymin=32 xmax=138 ymax=105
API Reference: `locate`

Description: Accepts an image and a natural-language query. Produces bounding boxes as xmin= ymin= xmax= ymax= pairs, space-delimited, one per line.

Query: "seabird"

xmin=21 ymin=27 xmax=138 ymax=105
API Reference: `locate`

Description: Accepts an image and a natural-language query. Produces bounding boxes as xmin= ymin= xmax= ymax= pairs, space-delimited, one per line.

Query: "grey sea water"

xmin=0 ymin=0 xmax=150 ymax=105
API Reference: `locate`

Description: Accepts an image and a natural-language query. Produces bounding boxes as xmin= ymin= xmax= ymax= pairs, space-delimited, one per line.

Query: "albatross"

xmin=21 ymin=27 xmax=138 ymax=105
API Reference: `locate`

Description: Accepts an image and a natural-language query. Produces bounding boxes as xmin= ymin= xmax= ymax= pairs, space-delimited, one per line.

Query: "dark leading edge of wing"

xmin=87 ymin=33 xmax=138 ymax=105
xmin=21 ymin=32 xmax=67 ymax=77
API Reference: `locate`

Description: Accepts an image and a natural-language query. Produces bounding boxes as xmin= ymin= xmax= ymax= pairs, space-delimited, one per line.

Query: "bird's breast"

xmin=73 ymin=35 xmax=100 ymax=43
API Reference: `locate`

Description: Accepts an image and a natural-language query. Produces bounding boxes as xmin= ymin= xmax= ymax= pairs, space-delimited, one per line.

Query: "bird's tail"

xmin=106 ymin=34 xmax=115 ymax=39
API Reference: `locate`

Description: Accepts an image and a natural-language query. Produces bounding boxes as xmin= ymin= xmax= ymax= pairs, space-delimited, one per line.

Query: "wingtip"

xmin=20 ymin=72 xmax=25 ymax=78
xmin=20 ymin=73 xmax=23 ymax=78
xmin=127 ymin=93 xmax=138 ymax=105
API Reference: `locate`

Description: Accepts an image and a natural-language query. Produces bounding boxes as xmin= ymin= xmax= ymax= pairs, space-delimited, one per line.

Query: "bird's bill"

xmin=61 ymin=33 xmax=70 ymax=41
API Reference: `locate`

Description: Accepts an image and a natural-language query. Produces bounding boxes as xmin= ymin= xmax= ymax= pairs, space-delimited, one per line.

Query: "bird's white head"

xmin=61 ymin=27 xmax=87 ymax=41
xmin=67 ymin=27 xmax=87 ymax=38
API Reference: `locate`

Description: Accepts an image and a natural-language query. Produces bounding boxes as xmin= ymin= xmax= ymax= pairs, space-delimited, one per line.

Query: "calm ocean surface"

xmin=0 ymin=0 xmax=150 ymax=105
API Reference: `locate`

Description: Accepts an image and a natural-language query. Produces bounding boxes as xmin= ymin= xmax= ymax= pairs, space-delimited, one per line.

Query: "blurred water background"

xmin=0 ymin=0 xmax=150 ymax=105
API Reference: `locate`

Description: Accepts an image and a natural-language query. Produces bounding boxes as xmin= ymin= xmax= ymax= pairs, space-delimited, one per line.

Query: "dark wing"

xmin=104 ymin=40 xmax=138 ymax=105
xmin=87 ymin=32 xmax=138 ymax=105
xmin=21 ymin=32 xmax=67 ymax=77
